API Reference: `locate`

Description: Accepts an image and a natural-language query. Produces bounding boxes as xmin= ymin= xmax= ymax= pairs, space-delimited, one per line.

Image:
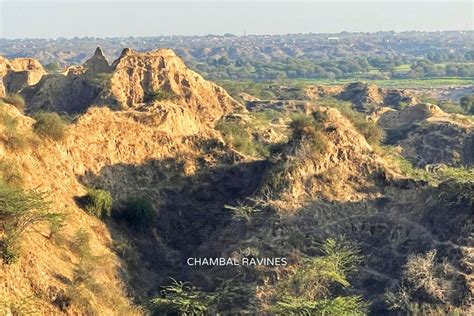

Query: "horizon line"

xmin=1 ymin=29 xmax=473 ymax=41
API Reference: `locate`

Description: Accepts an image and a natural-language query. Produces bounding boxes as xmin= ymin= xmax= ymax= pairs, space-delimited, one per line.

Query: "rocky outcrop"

xmin=1 ymin=57 xmax=46 ymax=94
xmin=83 ymin=47 xmax=112 ymax=77
xmin=306 ymin=82 xmax=419 ymax=111
xmin=21 ymin=71 xmax=101 ymax=113
xmin=338 ymin=82 xmax=418 ymax=111
xmin=377 ymin=103 xmax=445 ymax=129
xmin=0 ymin=56 xmax=13 ymax=77
xmin=99 ymin=48 xmax=242 ymax=122
xmin=305 ymin=85 xmax=345 ymax=99
xmin=18 ymin=47 xmax=242 ymax=122
xmin=261 ymin=107 xmax=389 ymax=209
xmin=377 ymin=103 xmax=474 ymax=166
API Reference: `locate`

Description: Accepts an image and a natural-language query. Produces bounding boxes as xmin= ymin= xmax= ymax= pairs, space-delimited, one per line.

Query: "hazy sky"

xmin=1 ymin=0 xmax=472 ymax=38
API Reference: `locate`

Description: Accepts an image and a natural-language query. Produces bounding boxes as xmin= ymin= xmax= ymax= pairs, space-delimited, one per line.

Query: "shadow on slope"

xmin=77 ymin=157 xmax=269 ymax=299
xmin=76 ymin=156 xmax=472 ymax=314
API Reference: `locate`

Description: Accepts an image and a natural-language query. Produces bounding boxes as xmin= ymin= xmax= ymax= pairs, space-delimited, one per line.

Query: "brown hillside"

xmin=99 ymin=48 xmax=242 ymax=122
xmin=377 ymin=103 xmax=474 ymax=167
xmin=18 ymin=47 xmax=243 ymax=121
xmin=1 ymin=56 xmax=46 ymax=96
xmin=0 ymin=100 xmax=234 ymax=313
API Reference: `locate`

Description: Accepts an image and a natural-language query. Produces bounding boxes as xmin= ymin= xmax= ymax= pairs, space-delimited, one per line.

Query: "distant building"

xmin=327 ymin=37 xmax=339 ymax=42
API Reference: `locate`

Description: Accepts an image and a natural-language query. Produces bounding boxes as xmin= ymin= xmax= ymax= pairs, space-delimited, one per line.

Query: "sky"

xmin=0 ymin=0 xmax=472 ymax=38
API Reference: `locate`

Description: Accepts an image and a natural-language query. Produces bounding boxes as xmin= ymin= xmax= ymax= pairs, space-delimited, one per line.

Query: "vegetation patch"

xmin=143 ymin=88 xmax=178 ymax=103
xmin=32 ymin=112 xmax=67 ymax=141
xmin=289 ymin=112 xmax=329 ymax=154
xmin=149 ymin=279 xmax=216 ymax=315
xmin=0 ymin=105 xmax=29 ymax=151
xmin=0 ymin=160 xmax=23 ymax=187
xmin=116 ymin=197 xmax=155 ymax=232
xmin=0 ymin=181 xmax=62 ymax=264
xmin=266 ymin=239 xmax=367 ymax=315
xmin=217 ymin=120 xmax=269 ymax=157
xmin=80 ymin=188 xmax=113 ymax=218
xmin=1 ymin=94 xmax=26 ymax=112
xmin=316 ymin=97 xmax=384 ymax=145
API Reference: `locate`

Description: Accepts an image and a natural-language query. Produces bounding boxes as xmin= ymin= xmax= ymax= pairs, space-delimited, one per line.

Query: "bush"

xmin=217 ymin=120 xmax=268 ymax=157
xmin=289 ymin=113 xmax=328 ymax=154
xmin=270 ymin=239 xmax=367 ymax=315
xmin=143 ymin=88 xmax=177 ymax=103
xmin=82 ymin=189 xmax=113 ymax=218
xmin=316 ymin=97 xmax=384 ymax=145
xmin=32 ymin=112 xmax=67 ymax=141
xmin=44 ymin=62 xmax=62 ymax=73
xmin=0 ymin=106 xmax=28 ymax=151
xmin=0 ymin=160 xmax=23 ymax=187
xmin=1 ymin=94 xmax=25 ymax=112
xmin=384 ymin=249 xmax=468 ymax=313
xmin=0 ymin=181 xmax=62 ymax=264
xmin=460 ymin=95 xmax=474 ymax=115
xmin=149 ymin=279 xmax=215 ymax=315
xmin=118 ymin=197 xmax=155 ymax=232
xmin=289 ymin=114 xmax=314 ymax=136
xmin=341 ymin=110 xmax=384 ymax=145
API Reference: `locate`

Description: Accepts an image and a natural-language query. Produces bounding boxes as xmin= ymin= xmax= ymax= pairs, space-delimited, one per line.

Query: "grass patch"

xmin=1 ymin=94 xmax=26 ymax=112
xmin=217 ymin=120 xmax=269 ymax=157
xmin=149 ymin=278 xmax=216 ymax=315
xmin=377 ymin=145 xmax=474 ymax=184
xmin=316 ymin=97 xmax=384 ymax=145
xmin=143 ymin=88 xmax=177 ymax=103
xmin=0 ymin=160 xmax=23 ymax=187
xmin=80 ymin=188 xmax=113 ymax=218
xmin=116 ymin=197 xmax=155 ymax=232
xmin=33 ymin=112 xmax=67 ymax=141
xmin=289 ymin=112 xmax=329 ymax=154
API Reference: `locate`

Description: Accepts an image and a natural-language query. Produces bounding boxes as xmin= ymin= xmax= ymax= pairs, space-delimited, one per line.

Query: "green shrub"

xmin=289 ymin=113 xmax=314 ymax=135
xmin=289 ymin=113 xmax=328 ymax=154
xmin=119 ymin=197 xmax=155 ymax=232
xmin=0 ymin=105 xmax=28 ymax=151
xmin=224 ymin=203 xmax=262 ymax=222
xmin=217 ymin=120 xmax=268 ymax=157
xmin=82 ymin=189 xmax=113 ymax=218
xmin=143 ymin=88 xmax=177 ymax=103
xmin=341 ymin=110 xmax=384 ymax=145
xmin=316 ymin=97 xmax=384 ymax=145
xmin=1 ymin=94 xmax=25 ymax=112
xmin=32 ymin=112 xmax=67 ymax=141
xmin=460 ymin=95 xmax=474 ymax=115
xmin=0 ymin=160 xmax=23 ymax=187
xmin=87 ymin=72 xmax=112 ymax=88
xmin=270 ymin=239 xmax=367 ymax=315
xmin=149 ymin=279 xmax=216 ymax=315
xmin=0 ymin=181 xmax=62 ymax=264
xmin=44 ymin=62 xmax=62 ymax=73
xmin=436 ymin=101 xmax=465 ymax=114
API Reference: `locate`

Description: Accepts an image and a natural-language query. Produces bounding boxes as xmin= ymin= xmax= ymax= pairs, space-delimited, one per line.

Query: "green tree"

xmin=460 ymin=95 xmax=474 ymax=115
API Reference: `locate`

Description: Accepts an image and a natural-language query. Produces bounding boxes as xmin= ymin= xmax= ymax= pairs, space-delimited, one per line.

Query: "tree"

xmin=460 ymin=95 xmax=474 ymax=115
